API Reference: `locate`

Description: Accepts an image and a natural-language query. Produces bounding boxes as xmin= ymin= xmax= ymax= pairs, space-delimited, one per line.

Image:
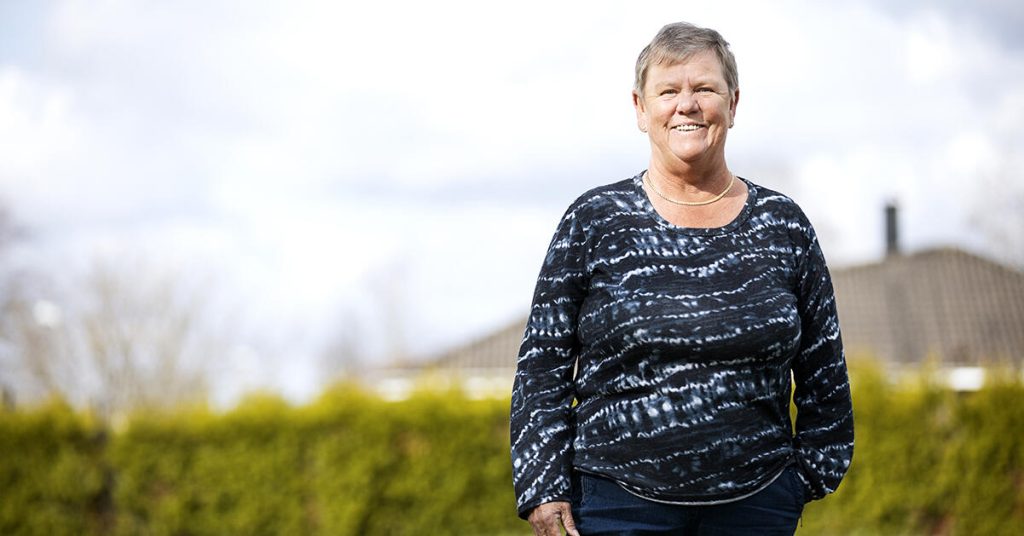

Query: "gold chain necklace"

xmin=644 ymin=171 xmax=735 ymax=207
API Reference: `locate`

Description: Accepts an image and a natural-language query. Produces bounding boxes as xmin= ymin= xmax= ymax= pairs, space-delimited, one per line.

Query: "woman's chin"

xmin=663 ymin=146 xmax=716 ymax=167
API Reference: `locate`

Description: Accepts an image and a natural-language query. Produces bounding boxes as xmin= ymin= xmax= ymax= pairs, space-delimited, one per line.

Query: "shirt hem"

xmin=579 ymin=465 xmax=788 ymax=506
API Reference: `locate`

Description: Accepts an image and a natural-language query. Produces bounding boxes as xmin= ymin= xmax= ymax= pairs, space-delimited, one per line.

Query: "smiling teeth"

xmin=674 ymin=125 xmax=702 ymax=132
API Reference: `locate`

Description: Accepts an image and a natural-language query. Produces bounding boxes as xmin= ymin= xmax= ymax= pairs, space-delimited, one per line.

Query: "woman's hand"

xmin=527 ymin=501 xmax=580 ymax=536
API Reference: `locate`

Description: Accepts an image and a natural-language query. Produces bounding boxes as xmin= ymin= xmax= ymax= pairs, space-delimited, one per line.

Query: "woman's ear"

xmin=729 ymin=87 xmax=740 ymax=127
xmin=633 ymin=90 xmax=648 ymax=133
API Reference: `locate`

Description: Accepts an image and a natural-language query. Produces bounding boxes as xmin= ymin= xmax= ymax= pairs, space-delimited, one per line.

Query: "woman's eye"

xmin=696 ymin=87 xmax=713 ymax=93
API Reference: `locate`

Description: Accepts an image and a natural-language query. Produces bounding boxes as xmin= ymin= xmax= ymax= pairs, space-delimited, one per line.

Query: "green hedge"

xmin=799 ymin=364 xmax=1024 ymax=535
xmin=0 ymin=401 xmax=108 ymax=535
xmin=106 ymin=387 xmax=521 ymax=535
xmin=1 ymin=365 xmax=1022 ymax=535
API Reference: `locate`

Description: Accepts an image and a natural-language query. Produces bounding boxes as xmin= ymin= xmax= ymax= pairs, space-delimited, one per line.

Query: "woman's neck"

xmin=647 ymin=159 xmax=733 ymax=197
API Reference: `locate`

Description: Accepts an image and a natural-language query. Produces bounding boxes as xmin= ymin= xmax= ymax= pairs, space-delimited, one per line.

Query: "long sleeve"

xmin=510 ymin=175 xmax=854 ymax=512
xmin=790 ymin=222 xmax=855 ymax=501
xmin=510 ymin=202 xmax=591 ymax=519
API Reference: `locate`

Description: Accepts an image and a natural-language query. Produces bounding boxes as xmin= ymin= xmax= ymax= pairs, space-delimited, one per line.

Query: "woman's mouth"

xmin=673 ymin=124 xmax=705 ymax=132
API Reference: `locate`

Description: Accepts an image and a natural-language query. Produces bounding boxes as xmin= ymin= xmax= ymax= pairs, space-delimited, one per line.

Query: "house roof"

xmin=416 ymin=247 xmax=1024 ymax=372
xmin=425 ymin=318 xmax=525 ymax=373
xmin=831 ymin=247 xmax=1024 ymax=365
xmin=359 ymin=318 xmax=524 ymax=399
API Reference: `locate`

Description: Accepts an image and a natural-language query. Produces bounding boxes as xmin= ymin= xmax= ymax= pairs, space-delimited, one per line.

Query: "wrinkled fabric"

xmin=511 ymin=173 xmax=853 ymax=519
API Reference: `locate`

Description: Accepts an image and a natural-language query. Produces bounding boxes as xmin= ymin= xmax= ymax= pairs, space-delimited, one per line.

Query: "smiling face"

xmin=633 ymin=50 xmax=739 ymax=174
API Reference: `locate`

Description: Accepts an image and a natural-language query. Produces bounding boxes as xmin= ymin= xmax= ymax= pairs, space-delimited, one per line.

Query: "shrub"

xmin=0 ymin=399 xmax=108 ymax=535
xmin=1 ymin=363 xmax=1021 ymax=535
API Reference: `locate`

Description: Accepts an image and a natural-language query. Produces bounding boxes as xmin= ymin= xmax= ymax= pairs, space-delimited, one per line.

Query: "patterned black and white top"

xmin=510 ymin=172 xmax=854 ymax=519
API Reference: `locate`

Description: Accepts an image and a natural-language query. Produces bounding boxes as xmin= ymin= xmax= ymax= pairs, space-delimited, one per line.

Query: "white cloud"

xmin=0 ymin=68 xmax=81 ymax=201
xmin=905 ymin=11 xmax=962 ymax=83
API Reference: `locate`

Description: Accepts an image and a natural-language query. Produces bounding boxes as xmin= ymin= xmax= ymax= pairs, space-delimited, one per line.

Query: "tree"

xmin=72 ymin=261 xmax=216 ymax=418
xmin=0 ymin=202 xmax=41 ymax=406
xmin=0 ymin=253 xmax=221 ymax=420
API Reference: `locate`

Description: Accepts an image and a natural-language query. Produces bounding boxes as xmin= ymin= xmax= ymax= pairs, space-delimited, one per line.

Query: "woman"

xmin=510 ymin=22 xmax=854 ymax=535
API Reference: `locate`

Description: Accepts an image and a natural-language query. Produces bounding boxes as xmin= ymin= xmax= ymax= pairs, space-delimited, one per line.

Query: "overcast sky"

xmin=1 ymin=0 xmax=1022 ymax=401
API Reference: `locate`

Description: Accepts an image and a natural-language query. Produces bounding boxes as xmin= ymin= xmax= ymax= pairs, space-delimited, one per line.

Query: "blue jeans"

xmin=569 ymin=466 xmax=806 ymax=535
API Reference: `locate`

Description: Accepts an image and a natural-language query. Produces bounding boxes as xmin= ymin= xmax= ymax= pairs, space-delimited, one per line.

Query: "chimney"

xmin=885 ymin=202 xmax=899 ymax=257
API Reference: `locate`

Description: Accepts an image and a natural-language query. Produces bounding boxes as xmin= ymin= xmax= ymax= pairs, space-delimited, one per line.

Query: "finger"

xmin=558 ymin=504 xmax=581 ymax=536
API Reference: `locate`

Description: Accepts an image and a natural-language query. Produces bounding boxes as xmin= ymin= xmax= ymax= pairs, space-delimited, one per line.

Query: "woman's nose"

xmin=676 ymin=91 xmax=699 ymax=113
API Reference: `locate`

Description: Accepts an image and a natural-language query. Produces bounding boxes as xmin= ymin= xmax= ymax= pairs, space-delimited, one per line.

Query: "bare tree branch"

xmin=2 ymin=253 xmax=220 ymax=420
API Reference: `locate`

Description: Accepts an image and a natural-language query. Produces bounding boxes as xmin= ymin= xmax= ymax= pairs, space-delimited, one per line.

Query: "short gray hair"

xmin=634 ymin=22 xmax=739 ymax=98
